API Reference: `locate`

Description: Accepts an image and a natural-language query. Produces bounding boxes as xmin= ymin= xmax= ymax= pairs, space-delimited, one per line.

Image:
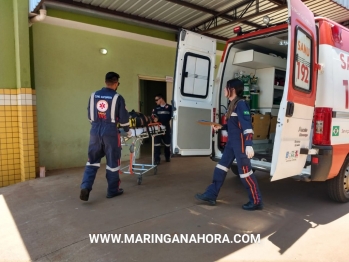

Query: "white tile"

xmin=0 ymin=100 xmax=5 ymax=105
xmin=11 ymin=95 xmax=17 ymax=100
xmin=26 ymin=99 xmax=33 ymax=105
xmin=20 ymin=94 xmax=26 ymax=101
xmin=4 ymin=94 xmax=11 ymax=100
xmin=0 ymin=95 xmax=5 ymax=100
xmin=25 ymin=94 xmax=32 ymax=100
xmin=4 ymin=100 xmax=10 ymax=105
xmin=17 ymin=99 xmax=22 ymax=105
xmin=10 ymin=99 xmax=17 ymax=105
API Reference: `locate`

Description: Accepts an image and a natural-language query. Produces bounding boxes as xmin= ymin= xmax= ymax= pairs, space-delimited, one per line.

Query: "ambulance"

xmin=171 ymin=0 xmax=349 ymax=202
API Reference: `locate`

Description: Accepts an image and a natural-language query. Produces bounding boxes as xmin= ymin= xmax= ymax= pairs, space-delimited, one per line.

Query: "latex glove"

xmin=212 ymin=125 xmax=222 ymax=131
xmin=127 ymin=130 xmax=132 ymax=138
xmin=246 ymin=146 xmax=254 ymax=159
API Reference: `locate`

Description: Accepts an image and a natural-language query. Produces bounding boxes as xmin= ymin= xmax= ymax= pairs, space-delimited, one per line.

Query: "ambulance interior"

xmin=218 ymin=31 xmax=289 ymax=163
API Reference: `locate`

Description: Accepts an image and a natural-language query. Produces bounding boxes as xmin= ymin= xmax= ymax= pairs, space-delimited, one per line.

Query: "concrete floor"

xmin=0 ymin=154 xmax=349 ymax=262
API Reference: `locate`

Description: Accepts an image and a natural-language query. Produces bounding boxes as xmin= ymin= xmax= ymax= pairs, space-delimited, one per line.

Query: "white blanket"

xmin=119 ymin=125 xmax=166 ymax=137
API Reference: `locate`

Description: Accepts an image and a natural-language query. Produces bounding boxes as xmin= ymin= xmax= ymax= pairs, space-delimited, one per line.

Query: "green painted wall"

xmin=32 ymin=22 xmax=177 ymax=170
xmin=0 ymin=0 xmax=16 ymax=88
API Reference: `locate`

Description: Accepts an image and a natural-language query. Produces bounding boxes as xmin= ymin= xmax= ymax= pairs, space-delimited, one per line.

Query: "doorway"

xmin=139 ymin=78 xmax=167 ymax=157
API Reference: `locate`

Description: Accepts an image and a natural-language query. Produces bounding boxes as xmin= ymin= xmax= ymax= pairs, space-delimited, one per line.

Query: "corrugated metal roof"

xmin=29 ymin=0 xmax=43 ymax=13
xmin=46 ymin=0 xmax=349 ymax=40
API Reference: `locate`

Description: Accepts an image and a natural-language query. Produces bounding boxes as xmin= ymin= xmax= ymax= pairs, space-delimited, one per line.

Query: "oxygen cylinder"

xmin=220 ymin=113 xmax=228 ymax=147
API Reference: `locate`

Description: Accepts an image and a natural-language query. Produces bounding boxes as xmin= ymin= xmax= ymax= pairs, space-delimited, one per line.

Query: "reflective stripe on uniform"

xmin=89 ymin=93 xmax=95 ymax=122
xmin=157 ymin=111 xmax=170 ymax=114
xmin=230 ymin=112 xmax=237 ymax=116
xmin=164 ymin=144 xmax=170 ymax=147
xmin=154 ymin=143 xmax=161 ymax=146
xmin=243 ymin=129 xmax=254 ymax=134
xmin=119 ymin=122 xmax=130 ymax=126
xmin=239 ymin=170 xmax=253 ymax=178
xmin=216 ymin=164 xmax=228 ymax=172
xmin=86 ymin=162 xmax=100 ymax=167
xmin=106 ymin=165 xmax=120 ymax=172
xmin=110 ymin=94 xmax=119 ymax=123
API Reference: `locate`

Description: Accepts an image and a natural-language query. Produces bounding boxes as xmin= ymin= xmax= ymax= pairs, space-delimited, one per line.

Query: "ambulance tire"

xmin=326 ymin=156 xmax=349 ymax=203
xmin=230 ymin=165 xmax=255 ymax=176
xmin=230 ymin=165 xmax=239 ymax=176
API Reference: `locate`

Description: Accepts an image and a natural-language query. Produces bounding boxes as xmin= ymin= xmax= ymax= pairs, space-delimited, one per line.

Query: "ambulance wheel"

xmin=137 ymin=176 xmax=142 ymax=185
xmin=327 ymin=156 xmax=349 ymax=203
xmin=230 ymin=165 xmax=239 ymax=176
xmin=230 ymin=165 xmax=256 ymax=177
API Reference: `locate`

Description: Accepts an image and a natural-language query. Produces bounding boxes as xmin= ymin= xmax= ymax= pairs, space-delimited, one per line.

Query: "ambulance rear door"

xmin=271 ymin=0 xmax=318 ymax=181
xmin=171 ymin=29 xmax=216 ymax=156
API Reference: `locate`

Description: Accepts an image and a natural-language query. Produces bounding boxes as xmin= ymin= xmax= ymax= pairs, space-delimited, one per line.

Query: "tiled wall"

xmin=0 ymin=88 xmax=38 ymax=187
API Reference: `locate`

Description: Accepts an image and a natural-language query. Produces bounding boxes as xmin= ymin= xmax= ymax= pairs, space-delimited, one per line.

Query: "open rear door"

xmin=271 ymin=0 xmax=318 ymax=181
xmin=171 ymin=29 xmax=216 ymax=156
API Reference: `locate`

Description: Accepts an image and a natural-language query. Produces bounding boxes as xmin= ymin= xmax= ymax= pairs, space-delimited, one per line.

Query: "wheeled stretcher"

xmin=119 ymin=123 xmax=166 ymax=185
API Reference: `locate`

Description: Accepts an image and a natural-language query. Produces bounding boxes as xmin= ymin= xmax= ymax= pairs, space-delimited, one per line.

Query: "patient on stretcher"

xmin=119 ymin=125 xmax=166 ymax=137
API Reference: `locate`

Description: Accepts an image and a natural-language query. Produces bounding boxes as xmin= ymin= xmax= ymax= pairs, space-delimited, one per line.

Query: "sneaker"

xmin=155 ymin=160 xmax=160 ymax=165
xmin=80 ymin=188 xmax=90 ymax=201
xmin=195 ymin=193 xmax=216 ymax=206
xmin=242 ymin=201 xmax=263 ymax=211
xmin=106 ymin=188 xmax=124 ymax=198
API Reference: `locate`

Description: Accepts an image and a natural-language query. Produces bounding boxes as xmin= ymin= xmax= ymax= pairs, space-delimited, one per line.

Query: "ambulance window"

xmin=181 ymin=52 xmax=210 ymax=98
xmin=293 ymin=27 xmax=312 ymax=92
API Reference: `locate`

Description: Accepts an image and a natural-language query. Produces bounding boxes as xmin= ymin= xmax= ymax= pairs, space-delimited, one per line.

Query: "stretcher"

xmin=119 ymin=123 xmax=166 ymax=185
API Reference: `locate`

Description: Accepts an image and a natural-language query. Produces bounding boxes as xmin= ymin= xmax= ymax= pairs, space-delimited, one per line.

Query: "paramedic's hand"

xmin=127 ymin=130 xmax=132 ymax=138
xmin=212 ymin=125 xmax=222 ymax=132
xmin=246 ymin=146 xmax=254 ymax=159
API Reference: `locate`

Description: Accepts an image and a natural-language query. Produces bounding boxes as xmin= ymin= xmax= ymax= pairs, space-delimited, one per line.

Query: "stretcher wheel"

xmin=154 ymin=166 xmax=158 ymax=175
xmin=137 ymin=176 xmax=142 ymax=185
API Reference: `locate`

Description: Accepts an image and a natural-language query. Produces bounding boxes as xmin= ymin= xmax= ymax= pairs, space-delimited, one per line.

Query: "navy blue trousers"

xmin=81 ymin=124 xmax=121 ymax=195
xmin=205 ymin=140 xmax=262 ymax=204
xmin=154 ymin=130 xmax=171 ymax=161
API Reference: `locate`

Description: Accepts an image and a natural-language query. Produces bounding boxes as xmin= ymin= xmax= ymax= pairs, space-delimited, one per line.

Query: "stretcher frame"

xmin=120 ymin=123 xmax=166 ymax=185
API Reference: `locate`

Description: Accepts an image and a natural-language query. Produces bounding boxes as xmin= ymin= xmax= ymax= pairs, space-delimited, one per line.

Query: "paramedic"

xmin=152 ymin=94 xmax=172 ymax=165
xmin=195 ymin=78 xmax=263 ymax=211
xmin=80 ymin=72 xmax=131 ymax=201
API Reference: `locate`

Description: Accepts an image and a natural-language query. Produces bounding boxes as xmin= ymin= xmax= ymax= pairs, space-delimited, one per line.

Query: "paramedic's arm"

xmin=152 ymin=108 xmax=158 ymax=122
xmin=236 ymin=101 xmax=253 ymax=147
xmin=118 ymin=96 xmax=130 ymax=132
xmin=87 ymin=96 xmax=92 ymax=122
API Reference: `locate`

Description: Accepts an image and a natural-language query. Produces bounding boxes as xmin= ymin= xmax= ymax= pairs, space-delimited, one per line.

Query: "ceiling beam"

xmin=166 ymin=0 xmax=263 ymax=30
xmin=200 ymin=4 xmax=287 ymax=34
xmin=46 ymin=0 xmax=228 ymax=41
xmin=267 ymin=0 xmax=286 ymax=5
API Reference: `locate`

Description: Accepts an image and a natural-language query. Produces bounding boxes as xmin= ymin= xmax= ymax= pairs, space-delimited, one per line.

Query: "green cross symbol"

xmin=332 ymin=126 xmax=339 ymax=136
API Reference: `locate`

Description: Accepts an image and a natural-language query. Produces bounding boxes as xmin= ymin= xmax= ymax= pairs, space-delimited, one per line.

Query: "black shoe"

xmin=242 ymin=201 xmax=263 ymax=211
xmin=155 ymin=160 xmax=160 ymax=165
xmin=166 ymin=158 xmax=170 ymax=162
xmin=106 ymin=188 xmax=124 ymax=198
xmin=80 ymin=188 xmax=90 ymax=201
xmin=195 ymin=193 xmax=216 ymax=206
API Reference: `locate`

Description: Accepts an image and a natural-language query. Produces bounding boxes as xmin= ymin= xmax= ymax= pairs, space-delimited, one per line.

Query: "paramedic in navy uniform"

xmin=152 ymin=94 xmax=172 ymax=165
xmin=195 ymin=78 xmax=263 ymax=211
xmin=80 ymin=72 xmax=131 ymax=201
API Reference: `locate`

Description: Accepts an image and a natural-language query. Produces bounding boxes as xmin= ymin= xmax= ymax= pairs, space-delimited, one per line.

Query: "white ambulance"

xmin=171 ymin=0 xmax=349 ymax=202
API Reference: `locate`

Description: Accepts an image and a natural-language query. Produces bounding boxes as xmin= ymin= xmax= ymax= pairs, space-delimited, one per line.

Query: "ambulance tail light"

xmin=313 ymin=107 xmax=332 ymax=145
